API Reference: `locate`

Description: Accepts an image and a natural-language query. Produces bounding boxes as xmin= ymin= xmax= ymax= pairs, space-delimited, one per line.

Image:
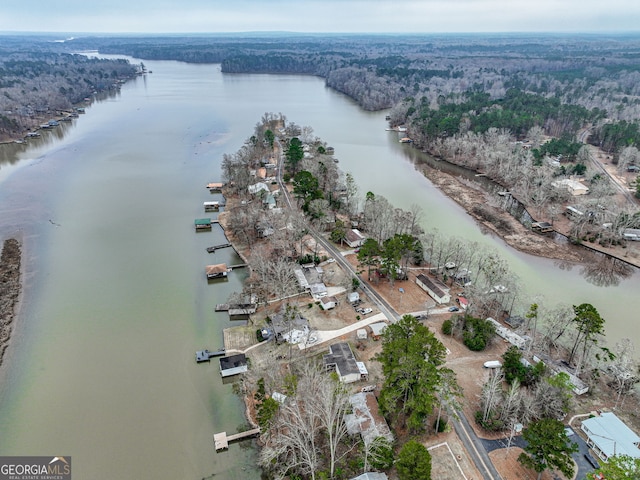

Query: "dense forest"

xmin=3 ymin=33 xmax=640 ymax=243
xmin=0 ymin=35 xmax=138 ymax=141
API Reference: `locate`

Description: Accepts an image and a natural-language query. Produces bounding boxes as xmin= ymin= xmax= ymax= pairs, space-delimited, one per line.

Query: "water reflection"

xmin=581 ymin=254 xmax=635 ymax=287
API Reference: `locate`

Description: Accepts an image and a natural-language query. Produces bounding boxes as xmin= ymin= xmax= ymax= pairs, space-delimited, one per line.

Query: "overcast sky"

xmin=2 ymin=0 xmax=639 ymax=34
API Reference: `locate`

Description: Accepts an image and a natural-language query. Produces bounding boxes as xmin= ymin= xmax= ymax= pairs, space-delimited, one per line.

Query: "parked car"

xmin=448 ymin=306 xmax=460 ymax=312
xmin=357 ymin=307 xmax=372 ymax=315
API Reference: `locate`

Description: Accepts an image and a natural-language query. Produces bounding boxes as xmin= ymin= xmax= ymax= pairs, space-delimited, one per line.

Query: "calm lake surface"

xmin=0 ymin=56 xmax=638 ymax=479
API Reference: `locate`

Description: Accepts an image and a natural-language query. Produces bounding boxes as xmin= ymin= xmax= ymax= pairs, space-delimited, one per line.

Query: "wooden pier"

xmin=214 ymin=428 xmax=261 ymax=451
xmin=206 ymin=243 xmax=232 ymax=253
xmin=227 ymin=263 xmax=248 ymax=270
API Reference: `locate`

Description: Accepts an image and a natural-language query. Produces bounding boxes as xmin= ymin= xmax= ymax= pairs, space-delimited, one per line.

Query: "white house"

xmin=582 ymin=412 xmax=640 ymax=461
xmin=248 ymin=182 xmax=269 ymax=195
xmin=552 ymin=178 xmax=589 ymax=196
xmin=345 ymin=229 xmax=366 ymax=248
xmin=320 ymin=296 xmax=337 ymax=310
xmin=416 ymin=274 xmax=451 ymax=304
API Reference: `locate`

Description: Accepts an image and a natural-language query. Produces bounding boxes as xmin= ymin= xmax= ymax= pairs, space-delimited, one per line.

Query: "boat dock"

xmin=195 ymin=349 xmax=226 ymax=363
xmin=227 ymin=264 xmax=248 ymax=270
xmin=214 ymin=428 xmax=261 ymax=451
xmin=215 ymin=304 xmax=229 ymax=311
xmin=206 ymin=243 xmax=232 ymax=253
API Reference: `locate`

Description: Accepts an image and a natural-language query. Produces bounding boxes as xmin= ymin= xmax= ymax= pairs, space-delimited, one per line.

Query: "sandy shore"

xmin=0 ymin=238 xmax=22 ymax=367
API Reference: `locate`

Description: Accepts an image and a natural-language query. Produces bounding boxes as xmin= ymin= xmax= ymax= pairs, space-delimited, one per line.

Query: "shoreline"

xmin=0 ymin=238 xmax=22 ymax=368
xmin=416 ymin=159 xmax=640 ymax=269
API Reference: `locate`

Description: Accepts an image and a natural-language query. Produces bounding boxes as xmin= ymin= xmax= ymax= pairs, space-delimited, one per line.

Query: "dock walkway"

xmin=214 ymin=428 xmax=261 ymax=451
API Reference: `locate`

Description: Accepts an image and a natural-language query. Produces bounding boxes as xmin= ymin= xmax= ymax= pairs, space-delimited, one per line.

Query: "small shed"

xmin=320 ymin=296 xmax=337 ymax=310
xmin=369 ymin=322 xmax=388 ymax=340
xmin=356 ymin=329 xmax=368 ymax=340
xmin=206 ymin=264 xmax=228 ymax=279
xmin=219 ymin=354 xmax=248 ymax=377
xmin=348 ymin=292 xmax=360 ymax=304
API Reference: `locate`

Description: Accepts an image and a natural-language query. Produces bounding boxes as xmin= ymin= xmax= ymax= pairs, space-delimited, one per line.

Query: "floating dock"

xmin=206 ymin=243 xmax=232 ymax=253
xmin=196 ymin=349 xmax=226 ymax=363
xmin=214 ymin=428 xmax=261 ymax=451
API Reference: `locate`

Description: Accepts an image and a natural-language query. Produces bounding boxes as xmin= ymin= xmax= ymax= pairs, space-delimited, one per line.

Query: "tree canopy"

xmin=518 ymin=418 xmax=578 ymax=480
xmin=396 ymin=440 xmax=432 ymax=480
xmin=376 ymin=315 xmax=450 ymax=431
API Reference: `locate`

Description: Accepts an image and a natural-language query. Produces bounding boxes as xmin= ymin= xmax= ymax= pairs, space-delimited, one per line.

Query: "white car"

xmin=357 ymin=307 xmax=372 ymax=315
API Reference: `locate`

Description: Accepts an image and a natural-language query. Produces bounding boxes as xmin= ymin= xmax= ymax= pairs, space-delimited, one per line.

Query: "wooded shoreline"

xmin=0 ymin=238 xmax=22 ymax=368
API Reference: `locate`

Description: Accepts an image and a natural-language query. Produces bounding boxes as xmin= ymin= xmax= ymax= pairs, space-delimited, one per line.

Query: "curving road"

xmin=275 ymin=134 xmax=503 ymax=480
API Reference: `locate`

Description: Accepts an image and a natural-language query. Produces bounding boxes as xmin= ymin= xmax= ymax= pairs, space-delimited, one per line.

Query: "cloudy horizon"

xmin=2 ymin=0 xmax=640 ymax=35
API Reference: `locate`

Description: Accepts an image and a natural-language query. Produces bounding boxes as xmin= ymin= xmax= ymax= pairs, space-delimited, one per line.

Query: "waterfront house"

xmin=219 ymin=354 xmax=248 ymax=377
xmin=416 ymin=273 xmax=451 ymax=304
xmin=582 ymin=412 xmax=640 ymax=461
xmin=206 ymin=264 xmax=228 ymax=279
xmin=323 ymin=342 xmax=368 ymax=383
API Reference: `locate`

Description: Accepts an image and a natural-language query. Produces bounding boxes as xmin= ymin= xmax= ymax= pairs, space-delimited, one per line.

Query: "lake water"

xmin=0 ymin=56 xmax=637 ymax=479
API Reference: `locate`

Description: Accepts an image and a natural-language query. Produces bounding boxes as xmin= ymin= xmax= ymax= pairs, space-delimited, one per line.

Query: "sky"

xmin=2 ymin=0 xmax=640 ymax=34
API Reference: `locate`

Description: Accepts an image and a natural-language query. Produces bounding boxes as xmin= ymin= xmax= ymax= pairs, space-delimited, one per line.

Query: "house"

xmin=255 ymin=220 xmax=275 ymax=238
xmin=531 ymin=221 xmax=553 ymax=233
xmin=581 ymin=412 xmax=640 ymax=461
xmin=294 ymin=265 xmax=328 ymax=298
xmin=458 ymin=296 xmax=469 ymax=310
xmin=345 ymin=392 xmax=394 ymax=447
xmin=194 ymin=218 xmax=212 ymax=230
xmin=320 ymin=296 xmax=337 ymax=310
xmin=263 ymin=193 xmax=277 ymax=209
xmin=552 ymin=178 xmax=589 ymax=196
xmin=271 ymin=312 xmax=310 ymax=344
xmin=345 ymin=229 xmax=366 ymax=248
xmin=416 ymin=274 xmax=451 ymax=304
xmin=206 ymin=264 xmax=228 ymax=279
xmin=486 ymin=317 xmax=528 ymax=349
xmin=219 ymin=354 xmax=248 ymax=377
xmin=623 ymin=228 xmax=640 ymax=241
xmin=324 ymin=342 xmax=367 ymax=383
xmin=248 ymin=182 xmax=269 ymax=195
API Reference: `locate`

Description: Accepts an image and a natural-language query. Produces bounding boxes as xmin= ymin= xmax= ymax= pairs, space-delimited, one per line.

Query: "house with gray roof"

xmin=581 ymin=411 xmax=640 ymax=461
xmin=323 ymin=342 xmax=367 ymax=384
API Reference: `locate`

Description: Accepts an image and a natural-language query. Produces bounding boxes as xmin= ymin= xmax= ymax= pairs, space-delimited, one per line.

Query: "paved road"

xmin=481 ymin=425 xmax=596 ymax=480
